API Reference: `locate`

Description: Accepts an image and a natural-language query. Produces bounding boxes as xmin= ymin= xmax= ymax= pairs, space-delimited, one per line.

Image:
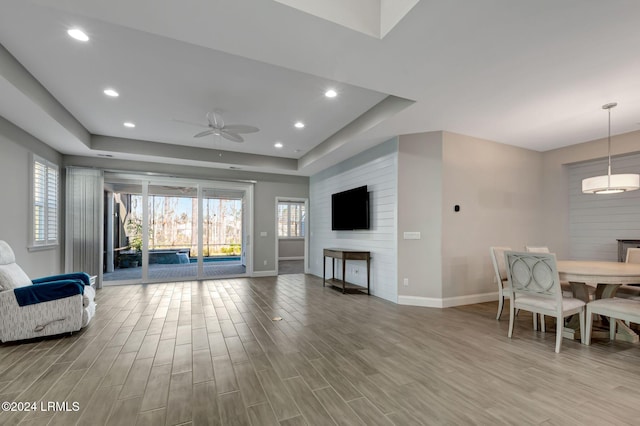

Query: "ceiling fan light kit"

xmin=581 ymin=102 xmax=640 ymax=194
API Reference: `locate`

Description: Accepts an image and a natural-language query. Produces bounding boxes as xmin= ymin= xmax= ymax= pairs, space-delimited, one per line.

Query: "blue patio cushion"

xmin=13 ymin=280 xmax=84 ymax=306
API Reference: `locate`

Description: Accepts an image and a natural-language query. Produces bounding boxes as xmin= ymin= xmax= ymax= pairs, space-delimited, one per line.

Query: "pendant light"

xmin=581 ymin=102 xmax=640 ymax=194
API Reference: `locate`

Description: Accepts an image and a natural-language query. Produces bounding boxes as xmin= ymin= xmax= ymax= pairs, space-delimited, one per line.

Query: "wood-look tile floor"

xmin=1 ymin=274 xmax=640 ymax=425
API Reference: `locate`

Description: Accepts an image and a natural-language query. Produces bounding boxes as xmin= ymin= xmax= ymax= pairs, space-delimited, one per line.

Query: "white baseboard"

xmin=397 ymin=295 xmax=443 ymax=308
xmin=278 ymin=256 xmax=304 ymax=261
xmin=398 ymin=292 xmax=498 ymax=308
xmin=252 ymin=270 xmax=277 ymax=277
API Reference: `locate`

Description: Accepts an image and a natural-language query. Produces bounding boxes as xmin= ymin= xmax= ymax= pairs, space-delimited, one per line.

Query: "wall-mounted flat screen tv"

xmin=331 ymin=185 xmax=370 ymax=230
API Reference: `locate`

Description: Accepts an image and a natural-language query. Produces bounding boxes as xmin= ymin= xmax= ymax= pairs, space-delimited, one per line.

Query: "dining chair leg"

xmin=585 ymin=306 xmax=593 ymax=345
xmin=555 ymin=316 xmax=563 ymax=353
xmin=540 ymin=315 xmax=546 ymax=332
xmin=496 ymin=294 xmax=504 ymax=320
xmin=533 ymin=313 xmax=538 ymax=331
xmin=508 ymin=305 xmax=515 ymax=339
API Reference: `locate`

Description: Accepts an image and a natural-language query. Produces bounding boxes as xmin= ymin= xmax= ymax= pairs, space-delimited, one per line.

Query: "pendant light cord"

xmin=607 ymin=106 xmax=611 ymax=187
xmin=603 ymin=102 xmax=617 ymax=188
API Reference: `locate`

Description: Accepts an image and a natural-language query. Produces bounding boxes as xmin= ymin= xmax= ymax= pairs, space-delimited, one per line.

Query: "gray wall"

xmin=0 ymin=116 xmax=63 ymax=277
xmin=278 ymin=238 xmax=304 ymax=259
xmin=397 ymin=132 xmax=443 ymax=301
xmin=540 ymin=129 xmax=640 ymax=260
xmin=568 ymin=153 xmax=640 ymax=261
xmin=253 ymin=181 xmax=309 ymax=272
xmin=1 ymin=114 xmax=309 ymax=279
xmin=6 ymin=97 xmax=640 ymax=302
xmin=64 ymin=155 xmax=309 ymax=274
xmin=397 ymin=131 xmax=543 ymax=307
xmin=441 ymin=131 xmax=543 ymax=302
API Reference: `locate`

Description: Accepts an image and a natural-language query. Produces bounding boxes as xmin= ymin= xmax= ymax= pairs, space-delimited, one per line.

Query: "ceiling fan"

xmin=175 ymin=112 xmax=259 ymax=143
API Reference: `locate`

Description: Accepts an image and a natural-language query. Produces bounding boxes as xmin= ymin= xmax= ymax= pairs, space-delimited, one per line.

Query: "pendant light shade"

xmin=581 ymin=103 xmax=640 ymax=194
xmin=582 ymin=173 xmax=640 ymax=194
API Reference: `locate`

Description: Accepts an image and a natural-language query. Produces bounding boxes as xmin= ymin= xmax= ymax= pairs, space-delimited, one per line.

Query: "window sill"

xmin=28 ymin=244 xmax=59 ymax=252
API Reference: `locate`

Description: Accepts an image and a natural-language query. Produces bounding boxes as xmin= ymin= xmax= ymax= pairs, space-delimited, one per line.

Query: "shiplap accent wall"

xmin=309 ymin=140 xmax=398 ymax=302
xmin=568 ymin=153 xmax=640 ymax=261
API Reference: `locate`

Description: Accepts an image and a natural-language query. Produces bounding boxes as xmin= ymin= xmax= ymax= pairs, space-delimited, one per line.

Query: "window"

xmin=32 ymin=155 xmax=59 ymax=247
xmin=277 ymin=201 xmax=305 ymax=238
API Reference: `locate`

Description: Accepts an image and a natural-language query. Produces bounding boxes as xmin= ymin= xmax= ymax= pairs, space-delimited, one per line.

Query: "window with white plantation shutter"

xmin=32 ymin=155 xmax=59 ymax=246
xmin=277 ymin=201 xmax=305 ymax=238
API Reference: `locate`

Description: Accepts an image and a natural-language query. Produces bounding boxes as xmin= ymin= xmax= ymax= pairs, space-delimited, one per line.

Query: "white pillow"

xmin=0 ymin=264 xmax=32 ymax=291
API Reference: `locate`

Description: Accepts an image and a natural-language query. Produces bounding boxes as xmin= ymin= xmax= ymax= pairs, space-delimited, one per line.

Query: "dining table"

xmin=556 ymin=260 xmax=640 ymax=343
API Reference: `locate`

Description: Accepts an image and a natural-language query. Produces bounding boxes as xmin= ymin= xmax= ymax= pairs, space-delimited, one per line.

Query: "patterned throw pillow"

xmin=0 ymin=263 xmax=33 ymax=291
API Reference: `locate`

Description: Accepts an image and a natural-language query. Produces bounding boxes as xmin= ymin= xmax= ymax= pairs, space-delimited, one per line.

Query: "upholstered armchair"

xmin=0 ymin=240 xmax=96 ymax=342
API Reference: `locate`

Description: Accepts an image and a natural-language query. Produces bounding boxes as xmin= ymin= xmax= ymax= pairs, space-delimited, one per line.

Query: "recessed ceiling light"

xmin=103 ymin=88 xmax=119 ymax=97
xmin=274 ymin=142 xmax=283 ymax=148
xmin=67 ymin=28 xmax=89 ymax=42
xmin=97 ymin=154 xmax=113 ymax=158
xmin=123 ymin=122 xmax=135 ymax=128
xmin=325 ymin=89 xmax=337 ymax=98
xmin=294 ymin=121 xmax=305 ymax=129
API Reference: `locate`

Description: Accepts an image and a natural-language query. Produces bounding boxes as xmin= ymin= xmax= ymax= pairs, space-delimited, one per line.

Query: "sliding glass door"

xmin=103 ymin=179 xmax=143 ymax=283
xmin=103 ymin=174 xmax=252 ymax=284
xmin=147 ymin=184 xmax=198 ymax=281
xmin=201 ymin=187 xmax=246 ymax=279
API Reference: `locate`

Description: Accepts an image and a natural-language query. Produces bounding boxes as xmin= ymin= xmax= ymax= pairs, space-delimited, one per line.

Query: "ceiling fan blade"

xmin=223 ymin=124 xmax=259 ymax=134
xmin=194 ymin=129 xmax=215 ymax=138
xmin=221 ymin=131 xmax=244 ymax=143
xmin=172 ymin=118 xmax=209 ymax=128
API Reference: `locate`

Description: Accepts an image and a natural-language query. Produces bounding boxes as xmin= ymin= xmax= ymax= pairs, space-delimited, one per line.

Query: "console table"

xmin=322 ymin=248 xmax=371 ymax=294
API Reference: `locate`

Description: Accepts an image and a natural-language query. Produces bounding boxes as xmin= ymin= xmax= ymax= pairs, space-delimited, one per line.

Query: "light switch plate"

xmin=260 ymin=231 xmax=267 ymax=237
xmin=403 ymin=231 xmax=421 ymax=240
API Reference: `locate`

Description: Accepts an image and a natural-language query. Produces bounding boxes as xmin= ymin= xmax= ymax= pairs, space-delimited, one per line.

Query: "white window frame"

xmin=30 ymin=154 xmax=59 ymax=248
xmin=277 ymin=201 xmax=305 ymax=238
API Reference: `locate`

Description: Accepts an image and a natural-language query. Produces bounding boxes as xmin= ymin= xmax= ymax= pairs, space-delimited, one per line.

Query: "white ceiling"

xmin=1 ymin=0 xmax=640 ymax=176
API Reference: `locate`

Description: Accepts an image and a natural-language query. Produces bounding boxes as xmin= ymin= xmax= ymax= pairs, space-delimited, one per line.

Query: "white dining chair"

xmin=524 ymin=247 xmax=550 ymax=330
xmin=525 ymin=246 xmax=550 ymax=253
xmin=504 ymin=251 xmax=586 ymax=353
xmin=526 ymin=245 xmax=575 ymax=302
xmin=585 ymin=298 xmax=640 ymax=345
xmin=490 ymin=247 xmax=511 ymax=320
xmin=625 ymin=247 xmax=640 ymax=264
xmin=624 ymin=247 xmax=640 ymax=292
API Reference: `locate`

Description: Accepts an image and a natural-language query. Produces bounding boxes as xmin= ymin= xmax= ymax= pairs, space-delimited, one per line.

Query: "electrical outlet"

xmin=403 ymin=278 xmax=409 ymax=287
